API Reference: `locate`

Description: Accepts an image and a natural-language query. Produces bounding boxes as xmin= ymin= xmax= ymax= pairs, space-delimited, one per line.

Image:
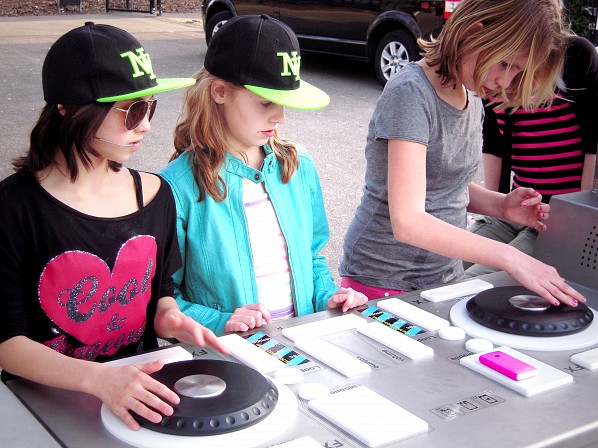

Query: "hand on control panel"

xmin=326 ymin=287 xmax=368 ymax=313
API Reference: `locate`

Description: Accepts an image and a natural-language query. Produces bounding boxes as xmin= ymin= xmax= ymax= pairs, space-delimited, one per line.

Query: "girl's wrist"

xmin=497 ymin=193 xmax=510 ymax=220
xmin=78 ymin=361 xmax=104 ymax=396
xmin=496 ymin=243 xmax=520 ymax=272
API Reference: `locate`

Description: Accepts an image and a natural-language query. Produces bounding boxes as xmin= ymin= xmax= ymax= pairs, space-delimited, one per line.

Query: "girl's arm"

xmin=581 ymin=153 xmax=596 ymax=191
xmin=482 ymin=153 xmax=502 ymax=192
xmin=154 ymin=296 xmax=230 ymax=353
xmin=164 ymin=172 xmax=270 ymax=335
xmin=564 ymin=37 xmax=598 ymax=163
xmin=0 ymin=336 xmax=180 ymax=431
xmin=327 ymin=288 xmax=368 ymax=312
xmin=305 ymin=156 xmax=341 ymax=311
xmin=467 ymin=182 xmax=547 ymax=231
xmin=173 ymin=287 xmax=234 ymax=335
xmin=387 ymin=139 xmax=584 ymax=307
xmin=0 ymin=301 xmax=230 ymax=431
xmin=173 ymin=292 xmax=271 ymax=335
xmin=165 ymin=179 xmax=237 ymax=335
xmin=170 ymin=223 xmax=270 ymax=334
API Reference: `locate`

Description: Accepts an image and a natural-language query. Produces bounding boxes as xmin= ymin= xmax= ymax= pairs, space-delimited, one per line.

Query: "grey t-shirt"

xmin=340 ymin=63 xmax=483 ymax=291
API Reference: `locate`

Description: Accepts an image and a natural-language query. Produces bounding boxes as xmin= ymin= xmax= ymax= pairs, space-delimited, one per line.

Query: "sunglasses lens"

xmin=148 ymin=99 xmax=157 ymax=122
xmin=125 ymin=101 xmax=148 ymax=130
xmin=125 ymin=98 xmax=157 ymax=130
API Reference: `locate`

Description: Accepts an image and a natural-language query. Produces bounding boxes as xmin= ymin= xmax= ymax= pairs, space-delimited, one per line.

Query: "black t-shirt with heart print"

xmin=0 ymin=170 xmax=182 ymax=377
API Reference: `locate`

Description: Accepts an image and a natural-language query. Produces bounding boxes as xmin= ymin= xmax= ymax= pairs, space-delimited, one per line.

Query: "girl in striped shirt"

xmin=465 ymin=35 xmax=597 ymax=276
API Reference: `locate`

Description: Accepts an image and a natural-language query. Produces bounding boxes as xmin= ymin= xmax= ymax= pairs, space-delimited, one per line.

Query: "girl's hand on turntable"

xmin=501 ymin=188 xmax=549 ymax=231
xmin=154 ymin=296 xmax=230 ymax=354
xmin=506 ymin=251 xmax=586 ymax=308
xmin=327 ymin=287 xmax=368 ymax=312
xmin=224 ymin=304 xmax=272 ymax=333
xmin=91 ymin=361 xmax=179 ymax=431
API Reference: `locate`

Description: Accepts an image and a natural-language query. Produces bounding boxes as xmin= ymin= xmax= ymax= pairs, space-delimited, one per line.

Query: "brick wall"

xmin=0 ymin=0 xmax=200 ymax=16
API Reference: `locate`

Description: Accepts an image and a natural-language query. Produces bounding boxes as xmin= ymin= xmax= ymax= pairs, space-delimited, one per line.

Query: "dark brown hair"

xmin=13 ymin=102 xmax=121 ymax=182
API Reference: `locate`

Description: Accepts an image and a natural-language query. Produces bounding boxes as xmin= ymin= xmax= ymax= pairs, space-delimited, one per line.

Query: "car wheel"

xmin=374 ymin=30 xmax=419 ymax=86
xmin=205 ymin=11 xmax=233 ymax=44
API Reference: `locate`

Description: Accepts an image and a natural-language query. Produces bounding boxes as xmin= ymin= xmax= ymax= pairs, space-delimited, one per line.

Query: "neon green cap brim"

xmin=97 ymin=78 xmax=196 ymax=102
xmin=245 ymin=79 xmax=330 ymax=110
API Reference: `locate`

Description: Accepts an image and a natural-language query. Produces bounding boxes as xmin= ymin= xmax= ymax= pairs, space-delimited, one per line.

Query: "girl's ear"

xmin=210 ymin=80 xmax=228 ymax=104
xmin=57 ymin=104 xmax=67 ymax=116
xmin=466 ymin=21 xmax=484 ymax=37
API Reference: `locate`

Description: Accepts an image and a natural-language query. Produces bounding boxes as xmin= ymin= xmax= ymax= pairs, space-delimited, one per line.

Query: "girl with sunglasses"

xmin=339 ymin=0 xmax=586 ymax=307
xmin=0 ymin=23 xmax=228 ymax=431
xmin=160 ymin=15 xmax=367 ymax=335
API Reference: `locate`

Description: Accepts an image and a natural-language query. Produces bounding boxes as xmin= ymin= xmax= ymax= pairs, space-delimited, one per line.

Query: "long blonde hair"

xmin=419 ymin=0 xmax=568 ymax=110
xmin=171 ymin=68 xmax=299 ymax=202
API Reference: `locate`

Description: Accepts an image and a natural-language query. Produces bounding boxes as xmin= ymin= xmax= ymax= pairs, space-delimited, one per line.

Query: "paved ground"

xmin=0 ymin=12 xmax=203 ymax=42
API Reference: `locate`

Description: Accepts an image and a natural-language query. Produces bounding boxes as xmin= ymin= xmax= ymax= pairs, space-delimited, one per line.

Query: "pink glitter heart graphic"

xmin=39 ymin=235 xmax=157 ymax=356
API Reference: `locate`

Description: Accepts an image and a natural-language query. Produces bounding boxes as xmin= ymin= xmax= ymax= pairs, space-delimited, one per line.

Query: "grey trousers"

xmin=463 ymin=216 xmax=539 ymax=277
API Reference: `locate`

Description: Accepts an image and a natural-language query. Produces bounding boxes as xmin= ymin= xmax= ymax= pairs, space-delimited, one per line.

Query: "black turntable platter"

xmin=133 ymin=359 xmax=278 ymax=436
xmin=466 ymin=286 xmax=594 ymax=337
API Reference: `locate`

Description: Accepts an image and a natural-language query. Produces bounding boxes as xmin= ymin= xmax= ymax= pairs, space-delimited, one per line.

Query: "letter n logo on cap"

xmin=277 ymin=51 xmax=301 ymax=81
xmin=120 ymin=48 xmax=157 ymax=80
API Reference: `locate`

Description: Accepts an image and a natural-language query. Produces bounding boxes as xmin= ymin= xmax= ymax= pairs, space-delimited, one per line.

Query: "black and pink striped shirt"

xmin=482 ymin=36 xmax=597 ymax=203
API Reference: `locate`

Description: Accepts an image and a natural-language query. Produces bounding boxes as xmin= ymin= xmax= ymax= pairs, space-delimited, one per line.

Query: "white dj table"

xmin=5 ymin=186 xmax=598 ymax=448
xmin=4 ymin=269 xmax=598 ymax=448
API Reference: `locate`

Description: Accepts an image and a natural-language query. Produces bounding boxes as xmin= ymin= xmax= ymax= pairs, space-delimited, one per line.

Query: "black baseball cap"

xmin=42 ymin=22 xmax=196 ymax=104
xmin=204 ymin=15 xmax=330 ymax=110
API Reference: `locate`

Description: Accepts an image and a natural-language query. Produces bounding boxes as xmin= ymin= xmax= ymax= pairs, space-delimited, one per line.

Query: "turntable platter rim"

xmin=101 ymin=375 xmax=298 ymax=448
xmin=450 ymin=298 xmax=598 ymax=351
xmin=465 ymin=286 xmax=593 ymax=337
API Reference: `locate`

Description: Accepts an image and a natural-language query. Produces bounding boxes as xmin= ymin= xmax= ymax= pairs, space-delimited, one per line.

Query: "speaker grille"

xmin=581 ymin=225 xmax=598 ymax=271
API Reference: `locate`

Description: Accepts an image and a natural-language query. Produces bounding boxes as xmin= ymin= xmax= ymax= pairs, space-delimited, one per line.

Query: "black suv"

xmin=201 ymin=0 xmax=460 ymax=85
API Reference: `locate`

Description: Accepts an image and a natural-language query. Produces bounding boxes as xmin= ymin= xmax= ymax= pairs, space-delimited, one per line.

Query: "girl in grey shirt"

xmin=340 ymin=0 xmax=585 ymax=309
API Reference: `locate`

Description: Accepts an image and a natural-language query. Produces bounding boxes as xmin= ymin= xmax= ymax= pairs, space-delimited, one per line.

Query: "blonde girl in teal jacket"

xmin=160 ymin=15 xmax=367 ymax=335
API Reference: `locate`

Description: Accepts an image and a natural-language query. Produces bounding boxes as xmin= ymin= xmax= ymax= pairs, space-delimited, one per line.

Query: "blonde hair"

xmin=171 ymin=68 xmax=299 ymax=202
xmin=419 ymin=0 xmax=568 ymax=110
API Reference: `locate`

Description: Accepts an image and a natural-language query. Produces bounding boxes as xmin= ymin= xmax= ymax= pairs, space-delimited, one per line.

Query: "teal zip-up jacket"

xmin=160 ymin=145 xmax=337 ymax=335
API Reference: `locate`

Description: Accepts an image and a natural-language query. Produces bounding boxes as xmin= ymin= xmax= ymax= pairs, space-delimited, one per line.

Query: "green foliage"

xmin=564 ymin=0 xmax=595 ymax=37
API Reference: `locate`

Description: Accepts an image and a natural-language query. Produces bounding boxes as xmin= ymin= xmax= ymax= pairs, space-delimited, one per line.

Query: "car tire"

xmin=205 ymin=11 xmax=233 ymax=44
xmin=374 ymin=30 xmax=419 ymax=86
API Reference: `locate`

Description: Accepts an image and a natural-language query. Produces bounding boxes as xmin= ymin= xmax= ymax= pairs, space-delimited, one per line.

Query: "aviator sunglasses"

xmin=112 ymin=96 xmax=158 ymax=130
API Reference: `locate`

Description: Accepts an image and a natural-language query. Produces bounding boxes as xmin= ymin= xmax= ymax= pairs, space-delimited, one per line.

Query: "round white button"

xmin=465 ymin=338 xmax=494 ymax=353
xmin=273 ymin=368 xmax=304 ymax=385
xmin=297 ymin=382 xmax=330 ymax=401
xmin=438 ymin=326 xmax=466 ymax=341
